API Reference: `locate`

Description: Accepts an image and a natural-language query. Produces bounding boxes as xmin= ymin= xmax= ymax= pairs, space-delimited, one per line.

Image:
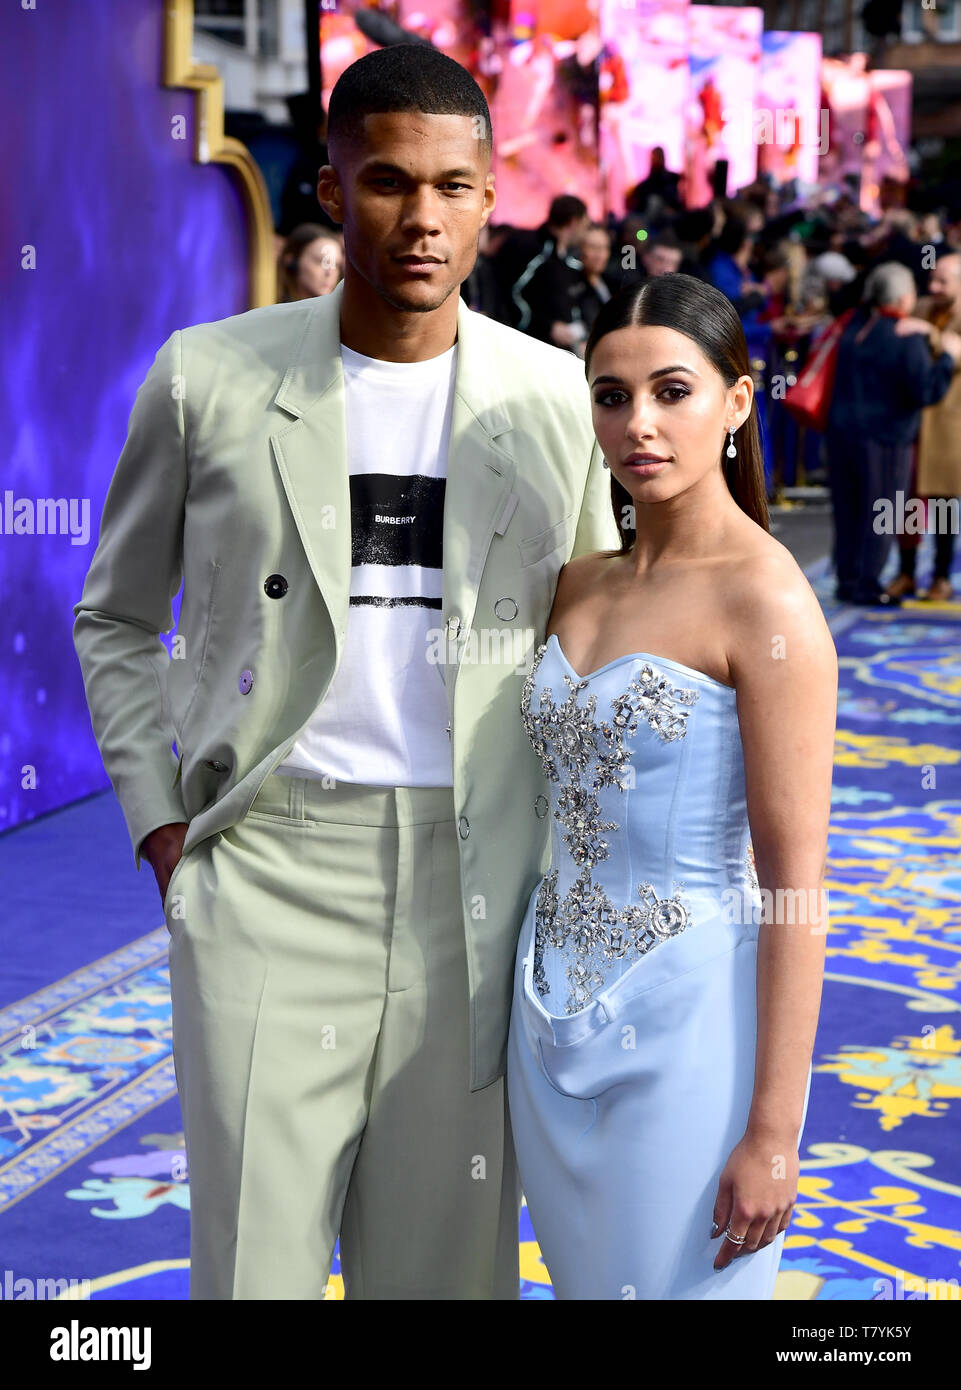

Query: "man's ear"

xmin=480 ymin=172 xmax=496 ymax=229
xmin=317 ymin=165 xmax=345 ymax=226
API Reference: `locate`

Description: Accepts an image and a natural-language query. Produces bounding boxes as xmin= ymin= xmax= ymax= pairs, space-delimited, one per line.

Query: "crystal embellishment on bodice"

xmin=530 ymin=866 xmax=697 ymax=1012
xmin=521 ymin=640 xmax=702 ymax=1014
xmin=521 ymin=642 xmax=699 ymax=869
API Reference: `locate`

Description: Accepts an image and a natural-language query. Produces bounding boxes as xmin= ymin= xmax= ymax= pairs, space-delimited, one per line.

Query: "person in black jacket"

xmin=824 ymin=262 xmax=961 ymax=605
xmin=518 ymin=222 xmax=619 ymax=351
xmin=515 ymin=235 xmax=589 ymax=346
xmin=490 ymin=195 xmax=589 ymax=331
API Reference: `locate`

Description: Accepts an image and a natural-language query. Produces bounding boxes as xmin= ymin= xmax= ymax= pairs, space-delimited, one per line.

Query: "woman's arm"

xmin=900 ymin=330 xmax=956 ymax=410
xmin=734 ymin=557 xmax=836 ymax=1135
xmin=710 ymin=552 xmax=837 ymax=1269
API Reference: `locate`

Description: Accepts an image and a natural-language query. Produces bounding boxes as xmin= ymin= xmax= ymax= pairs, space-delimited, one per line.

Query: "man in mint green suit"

xmin=73 ymin=46 xmax=620 ymax=1300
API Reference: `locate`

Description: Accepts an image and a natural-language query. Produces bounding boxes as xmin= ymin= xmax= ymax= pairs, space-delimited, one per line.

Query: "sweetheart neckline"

xmin=547 ymin=633 xmax=737 ymax=694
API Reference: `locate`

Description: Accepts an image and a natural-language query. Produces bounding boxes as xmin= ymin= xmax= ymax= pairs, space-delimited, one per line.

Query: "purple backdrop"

xmin=1 ymin=1 xmax=248 ymax=837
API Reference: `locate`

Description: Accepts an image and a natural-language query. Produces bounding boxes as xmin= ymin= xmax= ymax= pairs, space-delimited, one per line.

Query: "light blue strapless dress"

xmin=507 ymin=634 xmax=812 ymax=1300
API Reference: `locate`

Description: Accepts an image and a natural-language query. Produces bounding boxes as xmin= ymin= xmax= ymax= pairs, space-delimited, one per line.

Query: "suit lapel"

xmin=441 ymin=295 xmax=517 ymax=694
xmin=269 ymin=285 xmax=352 ymax=662
xmin=268 ymin=282 xmax=517 ymax=693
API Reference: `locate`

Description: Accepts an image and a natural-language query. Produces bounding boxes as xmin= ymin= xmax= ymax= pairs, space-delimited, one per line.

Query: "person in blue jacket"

xmin=706 ymin=215 xmax=775 ymax=491
xmin=824 ymin=261 xmax=960 ymax=605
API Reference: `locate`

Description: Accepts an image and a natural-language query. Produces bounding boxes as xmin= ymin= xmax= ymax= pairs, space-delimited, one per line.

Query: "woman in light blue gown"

xmin=508 ymin=272 xmax=837 ymax=1300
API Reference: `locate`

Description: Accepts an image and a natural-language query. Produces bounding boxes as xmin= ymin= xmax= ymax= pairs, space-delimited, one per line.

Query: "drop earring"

xmin=726 ymin=428 xmax=737 ymax=459
xmin=602 ymin=456 xmax=610 ymax=469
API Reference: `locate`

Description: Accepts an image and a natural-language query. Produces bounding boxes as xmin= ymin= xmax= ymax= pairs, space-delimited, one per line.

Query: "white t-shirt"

xmin=275 ymin=339 xmax=457 ymax=787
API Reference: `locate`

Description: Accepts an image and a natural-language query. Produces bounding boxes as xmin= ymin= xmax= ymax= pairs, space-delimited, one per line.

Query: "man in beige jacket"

xmin=72 ymin=46 xmax=620 ymax=1300
xmin=886 ymin=252 xmax=961 ymax=601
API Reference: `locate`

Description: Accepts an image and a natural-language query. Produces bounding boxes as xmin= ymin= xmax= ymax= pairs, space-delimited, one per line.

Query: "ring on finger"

xmin=724 ymin=1227 xmax=748 ymax=1245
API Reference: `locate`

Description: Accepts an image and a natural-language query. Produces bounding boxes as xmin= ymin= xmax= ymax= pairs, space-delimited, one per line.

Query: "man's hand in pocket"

xmin=142 ymin=823 xmax=190 ymax=906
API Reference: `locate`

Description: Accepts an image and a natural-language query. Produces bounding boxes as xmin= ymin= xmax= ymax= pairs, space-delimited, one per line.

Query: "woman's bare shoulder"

xmin=556 ymin=547 xmax=624 ymax=592
xmin=549 ymin=548 xmax=623 ymax=623
xmin=722 ymin=527 xmax=822 ymax=616
xmin=720 ymin=528 xmax=837 ymax=680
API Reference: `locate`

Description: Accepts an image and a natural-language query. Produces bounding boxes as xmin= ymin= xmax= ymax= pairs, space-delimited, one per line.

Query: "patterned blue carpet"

xmin=1 ymin=552 xmax=959 ymax=1300
xmin=774 ymin=561 xmax=961 ymax=1302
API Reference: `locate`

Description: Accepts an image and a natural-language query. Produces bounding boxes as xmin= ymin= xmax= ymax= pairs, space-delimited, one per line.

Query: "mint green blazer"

xmin=73 ymin=279 xmax=622 ymax=1087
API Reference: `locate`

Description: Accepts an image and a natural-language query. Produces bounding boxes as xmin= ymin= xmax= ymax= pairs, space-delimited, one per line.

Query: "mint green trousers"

xmin=164 ymin=772 xmax=522 ymax=1300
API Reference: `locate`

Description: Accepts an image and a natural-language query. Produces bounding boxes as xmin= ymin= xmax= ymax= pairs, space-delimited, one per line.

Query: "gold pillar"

xmin=164 ymin=0 xmax=277 ymax=308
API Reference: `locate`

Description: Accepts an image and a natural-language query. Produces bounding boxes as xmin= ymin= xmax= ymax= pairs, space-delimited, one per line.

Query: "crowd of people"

xmin=276 ymin=160 xmax=961 ymax=606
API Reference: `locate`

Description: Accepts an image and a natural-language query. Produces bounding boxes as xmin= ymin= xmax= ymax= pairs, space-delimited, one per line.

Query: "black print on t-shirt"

xmin=348 ymin=472 xmax=445 ymax=609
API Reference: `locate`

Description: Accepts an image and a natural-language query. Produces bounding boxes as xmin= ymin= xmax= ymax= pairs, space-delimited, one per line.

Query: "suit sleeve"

xmin=72 ymin=329 xmax=189 ymax=871
xmin=902 ymin=333 xmax=955 ymax=410
xmin=571 ymin=436 xmax=623 ymax=559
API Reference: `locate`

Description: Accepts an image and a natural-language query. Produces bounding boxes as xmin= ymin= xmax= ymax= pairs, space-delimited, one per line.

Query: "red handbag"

xmin=783 ymin=309 xmax=856 ymax=433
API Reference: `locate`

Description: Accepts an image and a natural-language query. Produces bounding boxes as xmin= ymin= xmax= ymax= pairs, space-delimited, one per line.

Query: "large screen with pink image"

xmin=320 ymin=0 xmax=485 ymax=102
xmin=820 ymin=54 xmax=912 ymax=214
xmin=487 ymin=0 xmax=602 ymax=225
xmin=687 ymin=5 xmax=763 ymax=204
xmin=758 ymin=31 xmax=824 ymax=188
xmin=598 ymin=0 xmax=690 ymax=220
xmin=319 ymin=1 xmax=385 ymax=108
xmin=320 ymin=0 xmax=602 ymax=226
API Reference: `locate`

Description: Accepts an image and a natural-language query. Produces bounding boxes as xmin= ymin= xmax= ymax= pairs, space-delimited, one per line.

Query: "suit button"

xmin=239 ymin=669 xmax=253 ymax=695
xmin=458 ymin=815 xmax=470 ymax=839
xmin=494 ymin=596 xmax=518 ymax=621
xmin=264 ymin=573 xmax=288 ymax=599
xmin=534 ymin=795 xmax=548 ymax=818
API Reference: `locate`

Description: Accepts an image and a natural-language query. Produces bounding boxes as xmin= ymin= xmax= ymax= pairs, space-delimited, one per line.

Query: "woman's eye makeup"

xmin=592 ymin=384 xmax=691 ymax=407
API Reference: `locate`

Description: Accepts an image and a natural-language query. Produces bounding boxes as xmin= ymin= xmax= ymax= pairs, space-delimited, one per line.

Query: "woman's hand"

xmin=939 ymin=328 xmax=961 ymax=362
xmin=894 ymin=316 xmax=934 ymax=337
xmin=710 ymin=1129 xmax=799 ymax=1271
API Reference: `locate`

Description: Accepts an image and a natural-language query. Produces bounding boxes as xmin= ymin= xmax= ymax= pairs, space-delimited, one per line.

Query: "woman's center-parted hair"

xmin=326 ymin=44 xmax=493 ymax=164
xmin=583 ymin=273 xmax=770 ymax=551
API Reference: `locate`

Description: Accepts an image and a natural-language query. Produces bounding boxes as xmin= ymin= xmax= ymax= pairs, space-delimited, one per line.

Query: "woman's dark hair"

xmin=583 ymin=272 xmax=769 ymax=553
xmin=327 ymin=44 xmax=492 ymax=162
xmin=276 ymin=224 xmax=342 ymax=303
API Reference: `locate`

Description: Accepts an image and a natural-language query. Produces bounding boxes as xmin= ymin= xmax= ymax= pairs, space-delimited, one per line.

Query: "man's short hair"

xmin=675 ymin=208 xmax=715 ymax=245
xmin=645 ymin=228 xmax=682 ymax=253
xmin=327 ymin=44 xmax=492 ymax=163
xmin=548 ymin=195 xmax=589 ymax=229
